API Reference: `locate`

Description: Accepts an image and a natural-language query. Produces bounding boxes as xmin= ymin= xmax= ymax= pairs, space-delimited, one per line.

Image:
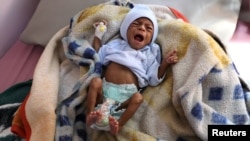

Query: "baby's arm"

xmin=93 ymin=20 xmax=107 ymax=52
xmin=93 ymin=37 xmax=102 ymax=52
xmin=157 ymin=49 xmax=178 ymax=78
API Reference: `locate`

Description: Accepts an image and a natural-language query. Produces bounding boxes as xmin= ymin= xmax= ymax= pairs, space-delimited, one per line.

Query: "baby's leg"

xmin=109 ymin=92 xmax=143 ymax=135
xmin=86 ymin=77 xmax=103 ymax=125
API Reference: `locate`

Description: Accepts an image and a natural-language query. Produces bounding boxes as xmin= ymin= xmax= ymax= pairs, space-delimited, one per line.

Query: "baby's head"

xmin=120 ymin=4 xmax=158 ymax=50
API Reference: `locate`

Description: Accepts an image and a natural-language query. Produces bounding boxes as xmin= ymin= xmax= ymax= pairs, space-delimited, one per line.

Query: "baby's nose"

xmin=138 ymin=24 xmax=146 ymax=31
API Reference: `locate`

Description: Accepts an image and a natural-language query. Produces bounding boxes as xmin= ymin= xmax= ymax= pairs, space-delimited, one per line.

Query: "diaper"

xmin=90 ymin=79 xmax=138 ymax=131
xmin=103 ymin=78 xmax=138 ymax=103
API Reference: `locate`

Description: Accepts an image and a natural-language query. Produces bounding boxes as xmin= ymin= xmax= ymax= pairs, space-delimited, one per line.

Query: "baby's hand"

xmin=93 ymin=20 xmax=108 ymax=39
xmin=164 ymin=49 xmax=178 ymax=64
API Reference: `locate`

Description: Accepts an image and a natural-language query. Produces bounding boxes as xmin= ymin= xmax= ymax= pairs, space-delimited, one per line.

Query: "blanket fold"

xmin=11 ymin=1 xmax=250 ymax=141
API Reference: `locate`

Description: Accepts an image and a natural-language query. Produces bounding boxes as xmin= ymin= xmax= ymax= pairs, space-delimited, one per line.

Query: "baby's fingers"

xmin=166 ymin=56 xmax=178 ymax=63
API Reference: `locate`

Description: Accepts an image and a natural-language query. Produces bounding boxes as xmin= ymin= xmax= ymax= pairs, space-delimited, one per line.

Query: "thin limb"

xmin=109 ymin=93 xmax=143 ymax=135
xmin=86 ymin=77 xmax=103 ymax=126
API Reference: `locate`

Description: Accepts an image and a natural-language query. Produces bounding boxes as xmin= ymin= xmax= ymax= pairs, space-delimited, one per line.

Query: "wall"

xmin=0 ymin=0 xmax=40 ymax=58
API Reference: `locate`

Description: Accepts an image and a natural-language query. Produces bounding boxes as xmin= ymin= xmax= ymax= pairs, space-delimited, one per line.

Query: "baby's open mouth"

xmin=134 ymin=34 xmax=144 ymax=42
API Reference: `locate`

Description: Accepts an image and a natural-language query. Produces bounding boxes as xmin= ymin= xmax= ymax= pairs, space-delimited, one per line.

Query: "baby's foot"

xmin=109 ymin=116 xmax=120 ymax=135
xmin=86 ymin=111 xmax=102 ymax=126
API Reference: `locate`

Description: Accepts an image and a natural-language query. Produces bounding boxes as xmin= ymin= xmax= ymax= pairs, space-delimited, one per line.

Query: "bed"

xmin=0 ymin=0 xmax=250 ymax=141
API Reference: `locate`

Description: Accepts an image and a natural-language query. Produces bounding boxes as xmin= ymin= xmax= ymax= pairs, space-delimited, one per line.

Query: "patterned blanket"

xmin=9 ymin=1 xmax=250 ymax=141
xmin=0 ymin=80 xmax=32 ymax=141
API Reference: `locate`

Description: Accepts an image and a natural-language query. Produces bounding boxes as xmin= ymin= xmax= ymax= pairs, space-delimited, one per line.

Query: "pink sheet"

xmin=0 ymin=40 xmax=44 ymax=93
